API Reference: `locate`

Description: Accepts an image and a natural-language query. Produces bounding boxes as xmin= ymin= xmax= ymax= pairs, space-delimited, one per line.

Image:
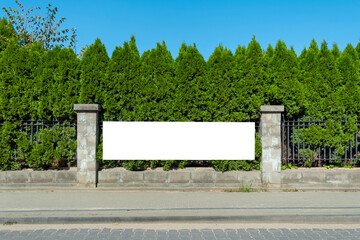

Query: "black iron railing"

xmin=281 ymin=114 xmax=359 ymax=167
xmin=0 ymin=119 xmax=77 ymax=163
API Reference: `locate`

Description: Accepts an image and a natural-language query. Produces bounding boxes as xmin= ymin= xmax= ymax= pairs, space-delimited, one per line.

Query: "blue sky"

xmin=2 ymin=0 xmax=360 ymax=60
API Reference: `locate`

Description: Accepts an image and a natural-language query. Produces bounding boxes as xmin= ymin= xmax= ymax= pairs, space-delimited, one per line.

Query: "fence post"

xmin=74 ymin=104 xmax=101 ymax=187
xmin=260 ymin=105 xmax=284 ymax=186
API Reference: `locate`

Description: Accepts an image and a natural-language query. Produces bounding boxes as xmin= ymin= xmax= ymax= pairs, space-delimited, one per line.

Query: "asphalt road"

xmin=1 ymin=191 xmax=360 ymax=224
xmin=1 ymin=191 xmax=360 ymax=239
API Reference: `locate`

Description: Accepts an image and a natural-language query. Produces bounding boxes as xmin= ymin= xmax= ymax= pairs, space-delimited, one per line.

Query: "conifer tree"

xmin=331 ymin=43 xmax=341 ymax=60
xmin=0 ymin=17 xmax=15 ymax=52
xmin=336 ymin=44 xmax=360 ymax=115
xmin=232 ymin=45 xmax=253 ymax=121
xmin=264 ymin=44 xmax=274 ymax=64
xmin=115 ymin=41 xmax=175 ymax=170
xmin=27 ymin=43 xmax=45 ymax=119
xmin=240 ymin=36 xmax=267 ymax=120
xmin=137 ymin=41 xmax=175 ymax=121
xmin=298 ymin=39 xmax=322 ymax=117
xmin=0 ymin=39 xmax=22 ymax=121
xmin=341 ymin=44 xmax=359 ymax=69
xmin=38 ymin=46 xmax=80 ymax=120
xmin=79 ymin=38 xmax=109 ymax=105
xmin=103 ymin=36 xmax=140 ymax=120
xmin=233 ymin=45 xmax=247 ymax=83
xmin=210 ymin=41 xmax=260 ymax=171
xmin=207 ymin=45 xmax=236 ymax=121
xmin=298 ymin=47 xmax=307 ymax=67
xmin=267 ymin=40 xmax=303 ymax=117
xmin=97 ymin=37 xmax=140 ymax=169
xmin=0 ymin=39 xmax=44 ymax=120
xmin=317 ymin=41 xmax=342 ymax=118
xmin=301 ymin=39 xmax=319 ymax=72
xmin=355 ymin=42 xmax=360 ymax=58
xmin=174 ymin=43 xmax=208 ymax=121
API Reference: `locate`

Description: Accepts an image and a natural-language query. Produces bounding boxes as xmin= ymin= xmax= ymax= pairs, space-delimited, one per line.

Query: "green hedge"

xmin=0 ymin=121 xmax=76 ymax=170
xmin=2 ymin=28 xmax=360 ymax=170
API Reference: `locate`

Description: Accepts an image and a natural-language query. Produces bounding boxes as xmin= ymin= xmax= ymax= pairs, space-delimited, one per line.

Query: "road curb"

xmin=2 ymin=215 xmax=360 ymax=224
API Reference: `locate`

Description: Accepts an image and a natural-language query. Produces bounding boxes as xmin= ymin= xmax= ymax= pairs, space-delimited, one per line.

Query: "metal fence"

xmin=0 ymin=119 xmax=77 ymax=163
xmin=281 ymin=114 xmax=359 ymax=166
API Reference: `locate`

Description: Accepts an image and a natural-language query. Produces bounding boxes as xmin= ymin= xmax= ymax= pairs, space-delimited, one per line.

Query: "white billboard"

xmin=103 ymin=122 xmax=254 ymax=160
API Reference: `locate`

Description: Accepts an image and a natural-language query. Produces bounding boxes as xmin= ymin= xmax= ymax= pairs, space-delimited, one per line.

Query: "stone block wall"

xmin=97 ymin=168 xmax=262 ymax=189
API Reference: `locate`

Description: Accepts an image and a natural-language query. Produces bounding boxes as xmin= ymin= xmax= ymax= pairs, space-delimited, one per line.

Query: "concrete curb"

xmin=0 ymin=186 xmax=359 ymax=192
xmin=2 ymin=215 xmax=360 ymax=224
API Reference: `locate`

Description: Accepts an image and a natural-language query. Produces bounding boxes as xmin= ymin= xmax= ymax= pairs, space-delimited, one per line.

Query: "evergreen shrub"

xmin=1 ymin=32 xmax=360 ymax=170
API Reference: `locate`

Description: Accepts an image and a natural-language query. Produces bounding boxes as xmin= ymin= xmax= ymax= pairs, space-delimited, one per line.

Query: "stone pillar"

xmin=74 ymin=104 xmax=101 ymax=187
xmin=260 ymin=105 xmax=284 ymax=185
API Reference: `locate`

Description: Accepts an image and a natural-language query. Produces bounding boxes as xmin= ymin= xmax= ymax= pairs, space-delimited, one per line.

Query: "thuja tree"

xmin=103 ymin=36 xmax=141 ymax=121
xmin=26 ymin=43 xmax=46 ymax=120
xmin=2 ymin=34 xmax=360 ymax=170
xmin=101 ymin=41 xmax=177 ymax=171
xmin=263 ymin=44 xmax=274 ymax=63
xmin=173 ymin=43 xmax=208 ymax=121
xmin=99 ymin=36 xmax=141 ymax=168
xmin=286 ymin=40 xmax=360 ymax=166
xmin=0 ymin=39 xmax=77 ymax=170
xmin=38 ymin=46 xmax=80 ymax=120
xmin=0 ymin=39 xmax=24 ymax=121
xmin=240 ymin=36 xmax=268 ymax=120
xmin=299 ymin=39 xmax=323 ymax=118
xmin=137 ymin=41 xmax=175 ymax=121
xmin=206 ymin=43 xmax=258 ymax=171
xmin=267 ymin=40 xmax=304 ymax=117
xmin=0 ymin=40 xmax=22 ymax=170
xmin=232 ymin=45 xmax=252 ymax=121
xmin=315 ymin=41 xmax=342 ymax=119
xmin=206 ymin=44 xmax=235 ymax=121
xmin=0 ymin=17 xmax=15 ymax=52
xmin=130 ymin=41 xmax=177 ymax=170
xmin=298 ymin=42 xmax=360 ymax=119
xmin=336 ymin=44 xmax=360 ymax=116
xmin=356 ymin=42 xmax=360 ymax=60
xmin=0 ymin=122 xmax=21 ymax=170
xmin=79 ymin=38 xmax=109 ymax=105
xmin=0 ymin=39 xmax=45 ymax=121
xmin=331 ymin=43 xmax=341 ymax=60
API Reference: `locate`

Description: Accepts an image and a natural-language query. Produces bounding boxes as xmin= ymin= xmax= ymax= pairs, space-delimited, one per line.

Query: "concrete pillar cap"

xmin=260 ymin=105 xmax=284 ymax=113
xmin=74 ymin=104 xmax=101 ymax=112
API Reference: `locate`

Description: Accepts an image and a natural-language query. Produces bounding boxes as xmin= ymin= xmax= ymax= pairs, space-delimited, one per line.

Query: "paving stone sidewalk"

xmin=1 ymin=228 xmax=360 ymax=240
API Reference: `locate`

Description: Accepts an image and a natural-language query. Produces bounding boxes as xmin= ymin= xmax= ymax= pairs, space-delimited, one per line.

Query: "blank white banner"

xmin=103 ymin=122 xmax=254 ymax=160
